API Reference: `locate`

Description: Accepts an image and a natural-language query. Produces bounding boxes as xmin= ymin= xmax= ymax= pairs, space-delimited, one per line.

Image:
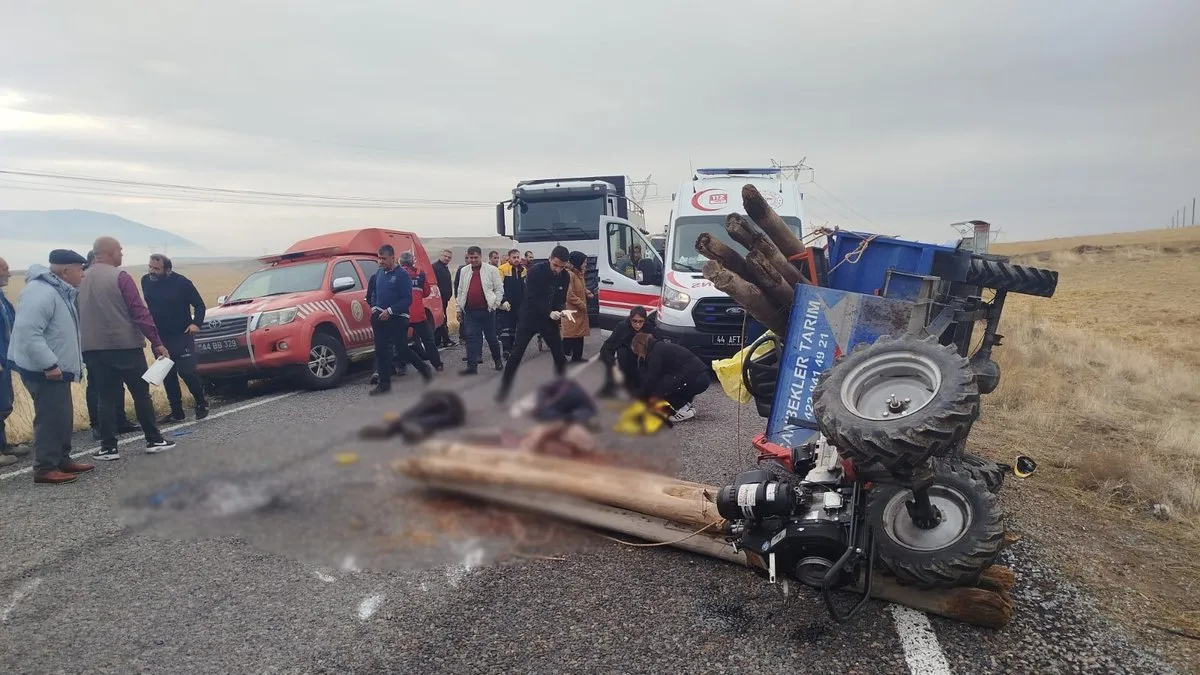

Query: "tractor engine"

xmin=716 ymin=443 xmax=862 ymax=590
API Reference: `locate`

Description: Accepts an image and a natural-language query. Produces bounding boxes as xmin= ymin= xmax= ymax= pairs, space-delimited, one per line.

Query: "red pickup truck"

xmin=197 ymin=228 xmax=445 ymax=390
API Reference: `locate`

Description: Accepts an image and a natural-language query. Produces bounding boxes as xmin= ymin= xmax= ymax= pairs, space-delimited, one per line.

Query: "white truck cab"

xmin=634 ymin=167 xmax=806 ymax=360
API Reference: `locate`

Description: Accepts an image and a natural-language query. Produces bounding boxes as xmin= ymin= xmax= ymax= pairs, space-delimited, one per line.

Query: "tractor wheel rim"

xmin=881 ymin=485 xmax=972 ymax=552
xmin=309 ymin=345 xmax=337 ymax=378
xmin=839 ymin=351 xmax=942 ymax=421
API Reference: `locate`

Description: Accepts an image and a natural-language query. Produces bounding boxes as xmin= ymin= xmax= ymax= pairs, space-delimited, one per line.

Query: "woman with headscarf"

xmin=560 ymin=251 xmax=591 ymax=363
xmin=596 ymin=305 xmax=657 ymax=398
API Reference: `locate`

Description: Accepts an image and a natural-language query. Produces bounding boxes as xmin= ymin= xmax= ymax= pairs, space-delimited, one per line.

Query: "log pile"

xmin=394 ymin=439 xmax=1017 ymax=629
xmin=697 ymin=184 xmax=813 ymax=336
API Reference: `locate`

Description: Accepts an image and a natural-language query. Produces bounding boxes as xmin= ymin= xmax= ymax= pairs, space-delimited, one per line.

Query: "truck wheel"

xmin=868 ymin=465 xmax=1005 ymax=589
xmin=963 ymin=258 xmax=1058 ymax=297
xmin=934 ymin=452 xmax=1006 ymax=494
xmin=812 ymin=334 xmax=979 ymax=474
xmin=299 ymin=332 xmax=348 ymax=390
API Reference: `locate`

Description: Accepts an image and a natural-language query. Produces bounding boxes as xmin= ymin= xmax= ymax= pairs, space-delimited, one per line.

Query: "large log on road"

xmin=396 ymin=443 xmax=1016 ymax=630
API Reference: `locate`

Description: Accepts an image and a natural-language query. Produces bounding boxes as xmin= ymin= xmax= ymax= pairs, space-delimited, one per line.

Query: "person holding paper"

xmin=79 ymin=237 xmax=176 ymax=461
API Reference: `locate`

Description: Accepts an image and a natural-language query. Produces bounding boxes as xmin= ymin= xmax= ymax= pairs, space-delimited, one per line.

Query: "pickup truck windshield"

xmin=670 ymin=215 xmax=803 ymax=272
xmin=227 ymin=261 xmax=328 ymax=301
xmin=514 ymin=196 xmax=605 ymax=242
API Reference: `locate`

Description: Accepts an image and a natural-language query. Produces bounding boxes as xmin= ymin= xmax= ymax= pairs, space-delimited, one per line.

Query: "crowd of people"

xmin=387 ymin=243 xmax=709 ymax=418
xmin=0 ymin=237 xmax=211 ymax=485
xmin=0 ymin=238 xmax=711 ymax=486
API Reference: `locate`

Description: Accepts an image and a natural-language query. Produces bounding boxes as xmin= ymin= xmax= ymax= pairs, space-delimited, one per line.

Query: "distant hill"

xmin=0 ymin=209 xmax=211 ymax=268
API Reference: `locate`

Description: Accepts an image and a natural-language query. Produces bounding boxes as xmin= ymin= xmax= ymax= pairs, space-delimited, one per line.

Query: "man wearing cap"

xmin=7 ymin=249 xmax=94 ymax=483
xmin=0 ymin=256 xmax=26 ymax=466
xmin=79 ymin=236 xmax=176 ymax=461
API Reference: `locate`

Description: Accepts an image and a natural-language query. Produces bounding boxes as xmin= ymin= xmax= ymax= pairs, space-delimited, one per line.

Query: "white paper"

xmin=142 ymin=356 xmax=175 ymax=387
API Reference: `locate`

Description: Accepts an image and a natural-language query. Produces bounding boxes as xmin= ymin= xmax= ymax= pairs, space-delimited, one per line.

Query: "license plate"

xmin=197 ymin=338 xmax=240 ymax=352
xmin=712 ymin=334 xmax=742 ymax=346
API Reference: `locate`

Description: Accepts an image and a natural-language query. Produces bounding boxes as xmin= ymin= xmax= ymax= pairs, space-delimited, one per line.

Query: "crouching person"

xmin=630 ymin=332 xmax=710 ymax=423
xmin=7 ymin=250 xmax=94 ymax=484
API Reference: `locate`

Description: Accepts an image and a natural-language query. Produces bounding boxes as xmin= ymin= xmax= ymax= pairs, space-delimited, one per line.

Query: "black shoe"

xmin=146 ymin=439 xmax=176 ymax=454
xmin=369 ymin=373 xmax=380 ymax=385
xmin=434 ymin=363 xmax=444 ymax=372
xmin=494 ymin=361 xmax=504 ymax=371
xmin=368 ymin=385 xmax=391 ymax=396
xmin=459 ymin=367 xmax=478 ymax=376
xmin=461 ymin=356 xmax=468 ymax=361
xmin=195 ymin=405 xmax=209 ymax=420
xmin=159 ymin=413 xmax=185 ymax=425
xmin=95 ymin=447 xmax=120 ymax=461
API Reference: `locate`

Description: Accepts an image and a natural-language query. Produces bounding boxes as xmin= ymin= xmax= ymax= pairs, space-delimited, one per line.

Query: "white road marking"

xmin=1 ymin=577 xmax=42 ymax=623
xmin=313 ymin=570 xmax=337 ymax=583
xmin=890 ymin=605 xmax=953 ymax=675
xmin=356 ymin=593 xmax=384 ymax=620
xmin=0 ymin=391 xmax=301 ymax=481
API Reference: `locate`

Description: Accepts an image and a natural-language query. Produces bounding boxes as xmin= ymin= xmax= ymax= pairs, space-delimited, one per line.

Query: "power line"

xmin=0 ymin=168 xmax=495 ymax=207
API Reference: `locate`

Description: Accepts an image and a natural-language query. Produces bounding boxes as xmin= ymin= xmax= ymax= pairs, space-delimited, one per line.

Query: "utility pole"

xmin=626 ymin=174 xmax=656 ymax=207
xmin=1193 ymin=197 xmax=1196 ymax=226
xmin=770 ymin=158 xmax=815 ymax=183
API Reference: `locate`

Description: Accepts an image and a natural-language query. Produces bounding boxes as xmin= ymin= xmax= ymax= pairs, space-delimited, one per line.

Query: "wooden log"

xmin=695 ymin=233 xmax=750 ymax=280
xmin=416 ymin=479 xmax=1014 ymax=629
xmin=745 ymin=249 xmax=796 ymax=308
xmin=725 ymin=214 xmax=805 ymax=287
xmin=742 ymin=184 xmax=807 ymax=259
xmin=701 ymin=260 xmax=790 ymax=336
xmin=394 ymin=440 xmax=725 ymax=529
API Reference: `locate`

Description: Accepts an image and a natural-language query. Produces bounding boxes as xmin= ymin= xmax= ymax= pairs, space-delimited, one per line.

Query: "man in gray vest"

xmin=79 ymin=237 xmax=176 ymax=460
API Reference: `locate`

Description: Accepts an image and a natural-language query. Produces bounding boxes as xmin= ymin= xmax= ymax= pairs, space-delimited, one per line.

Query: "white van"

xmin=650 ymin=167 xmax=805 ymax=360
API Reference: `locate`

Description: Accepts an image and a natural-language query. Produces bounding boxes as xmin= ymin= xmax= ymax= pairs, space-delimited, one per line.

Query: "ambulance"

xmin=649 ymin=167 xmax=805 ymax=360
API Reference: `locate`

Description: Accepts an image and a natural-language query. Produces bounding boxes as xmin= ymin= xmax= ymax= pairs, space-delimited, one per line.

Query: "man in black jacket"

xmin=630 ymin=332 xmax=710 ymax=422
xmin=496 ymin=245 xmax=571 ymax=403
xmin=431 ymin=248 xmax=456 ymax=348
xmin=142 ymin=254 xmax=209 ymax=422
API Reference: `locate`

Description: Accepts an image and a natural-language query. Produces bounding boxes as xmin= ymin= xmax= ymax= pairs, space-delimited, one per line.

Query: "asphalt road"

xmin=0 ymin=333 xmax=1184 ymax=674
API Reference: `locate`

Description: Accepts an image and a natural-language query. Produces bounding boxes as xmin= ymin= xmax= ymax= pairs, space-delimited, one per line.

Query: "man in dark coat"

xmin=495 ymin=245 xmax=571 ymax=403
xmin=366 ymin=244 xmax=433 ymax=395
xmin=142 ymin=253 xmax=208 ymax=422
xmin=630 ymin=332 xmax=710 ymax=422
xmin=431 ymin=248 xmax=456 ymax=348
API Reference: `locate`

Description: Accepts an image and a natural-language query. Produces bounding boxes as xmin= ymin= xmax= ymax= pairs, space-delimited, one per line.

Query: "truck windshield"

xmin=514 ymin=196 xmax=605 ymax=242
xmin=670 ymin=215 xmax=803 ymax=272
xmin=227 ymin=261 xmax=328 ymax=301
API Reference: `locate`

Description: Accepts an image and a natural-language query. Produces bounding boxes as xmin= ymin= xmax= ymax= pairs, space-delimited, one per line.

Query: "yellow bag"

xmin=712 ymin=333 xmax=776 ymax=404
xmin=613 ymin=398 xmax=674 ymax=435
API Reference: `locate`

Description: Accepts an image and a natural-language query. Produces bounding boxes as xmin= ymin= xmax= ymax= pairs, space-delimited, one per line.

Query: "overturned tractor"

xmin=704 ymin=184 xmax=1057 ymax=619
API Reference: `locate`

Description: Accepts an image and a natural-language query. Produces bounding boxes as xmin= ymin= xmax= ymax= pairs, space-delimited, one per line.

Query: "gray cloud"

xmin=1 ymin=0 xmax=1198 ymax=255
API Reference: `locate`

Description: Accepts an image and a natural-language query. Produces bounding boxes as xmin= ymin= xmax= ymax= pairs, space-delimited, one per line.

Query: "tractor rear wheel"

xmin=963 ymin=258 xmax=1058 ymax=297
xmin=868 ymin=465 xmax=1005 ymax=589
xmin=812 ymin=334 xmax=980 ymax=474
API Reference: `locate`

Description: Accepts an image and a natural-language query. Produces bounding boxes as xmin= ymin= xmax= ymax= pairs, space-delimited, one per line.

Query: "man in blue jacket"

xmin=0 ymin=256 xmax=25 ymax=466
xmin=8 ymin=250 xmax=95 ymax=484
xmin=365 ymin=244 xmax=433 ymax=395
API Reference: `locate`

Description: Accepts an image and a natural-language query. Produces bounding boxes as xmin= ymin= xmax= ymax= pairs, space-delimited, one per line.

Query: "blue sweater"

xmin=366 ymin=265 xmax=413 ymax=318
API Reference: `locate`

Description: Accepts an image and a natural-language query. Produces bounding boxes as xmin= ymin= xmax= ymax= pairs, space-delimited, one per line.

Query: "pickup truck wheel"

xmin=299 ymin=333 xmax=348 ymax=390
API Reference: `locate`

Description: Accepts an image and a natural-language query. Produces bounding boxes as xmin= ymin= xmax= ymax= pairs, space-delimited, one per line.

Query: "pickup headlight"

xmin=253 ymin=307 xmax=299 ymax=330
xmin=662 ymin=287 xmax=691 ymax=311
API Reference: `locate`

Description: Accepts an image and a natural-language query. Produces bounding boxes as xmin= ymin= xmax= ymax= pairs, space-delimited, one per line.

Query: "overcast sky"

xmin=1 ymin=0 xmax=1198 ymax=255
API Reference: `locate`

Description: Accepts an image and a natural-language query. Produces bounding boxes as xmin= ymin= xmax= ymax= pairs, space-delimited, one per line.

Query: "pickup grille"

xmin=198 ymin=315 xmax=250 ymax=340
xmin=691 ymin=296 xmax=747 ymax=334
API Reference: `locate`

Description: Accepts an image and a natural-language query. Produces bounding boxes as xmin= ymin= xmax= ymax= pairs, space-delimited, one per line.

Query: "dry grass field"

xmin=975 ymin=225 xmax=1200 ymax=664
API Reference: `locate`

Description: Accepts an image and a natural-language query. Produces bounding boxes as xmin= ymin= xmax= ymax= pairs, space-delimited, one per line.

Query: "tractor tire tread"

xmin=870 ymin=468 xmax=1006 ymax=589
xmin=813 ymin=334 xmax=980 ymax=474
xmin=964 ymin=258 xmax=1058 ymax=298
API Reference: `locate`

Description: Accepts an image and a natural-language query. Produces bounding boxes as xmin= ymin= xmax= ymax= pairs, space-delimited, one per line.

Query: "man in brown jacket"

xmin=79 ymin=237 xmax=177 ymax=461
